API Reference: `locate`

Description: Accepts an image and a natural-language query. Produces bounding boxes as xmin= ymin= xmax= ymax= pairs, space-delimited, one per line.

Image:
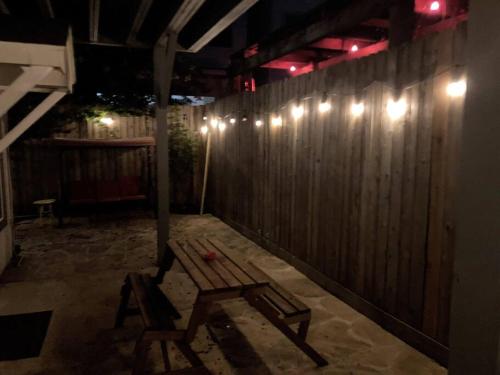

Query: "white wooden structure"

xmin=0 ymin=26 xmax=76 ymax=153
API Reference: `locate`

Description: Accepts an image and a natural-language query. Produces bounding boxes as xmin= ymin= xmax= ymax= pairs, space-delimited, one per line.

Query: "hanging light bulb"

xmin=202 ymin=115 xmax=208 ymax=121
xmin=100 ymin=117 xmax=114 ymax=125
xmin=430 ymin=1 xmax=440 ymax=12
xmin=447 ymin=80 xmax=467 ymax=97
xmin=351 ymin=44 xmax=359 ymax=53
xmin=200 ymin=125 xmax=208 ymax=135
xmin=291 ymin=105 xmax=304 ymax=119
xmin=210 ymin=118 xmax=219 ymax=129
xmin=387 ymin=98 xmax=408 ymax=120
xmin=242 ymin=114 xmax=248 ymax=122
xmin=230 ymin=117 xmax=236 ymax=124
xmin=290 ymin=65 xmax=297 ymax=72
xmin=319 ymin=101 xmax=332 ymax=113
xmin=351 ymin=102 xmax=365 ymax=117
xmin=271 ymin=116 xmax=283 ymax=127
xmin=218 ymin=122 xmax=226 ymax=132
xmin=255 ymin=119 xmax=263 ymax=127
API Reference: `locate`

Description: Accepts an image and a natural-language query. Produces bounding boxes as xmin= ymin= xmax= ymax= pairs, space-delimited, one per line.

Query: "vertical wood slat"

xmin=198 ymin=23 xmax=467 ymax=350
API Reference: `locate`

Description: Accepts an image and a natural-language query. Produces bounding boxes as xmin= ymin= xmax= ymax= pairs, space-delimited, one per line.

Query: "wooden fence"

xmin=194 ymin=22 xmax=467 ymax=365
xmin=11 ymin=106 xmax=199 ymax=215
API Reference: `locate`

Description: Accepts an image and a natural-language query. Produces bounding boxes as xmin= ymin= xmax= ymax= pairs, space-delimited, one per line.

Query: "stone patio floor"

xmin=0 ymin=212 xmax=446 ymax=374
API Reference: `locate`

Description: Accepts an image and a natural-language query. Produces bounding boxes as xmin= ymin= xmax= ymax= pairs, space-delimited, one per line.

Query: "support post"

xmin=154 ymin=34 xmax=178 ymax=262
xmin=199 ymin=132 xmax=211 ymax=215
xmin=449 ymin=0 xmax=500 ymax=373
xmin=389 ymin=0 xmax=416 ymax=48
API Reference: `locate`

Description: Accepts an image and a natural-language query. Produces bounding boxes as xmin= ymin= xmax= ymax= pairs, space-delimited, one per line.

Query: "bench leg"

xmin=298 ymin=319 xmax=310 ymax=340
xmin=132 ymin=335 xmax=151 ymax=375
xmin=245 ymin=293 xmax=328 ymax=367
xmin=185 ymin=297 xmax=211 ymax=343
xmin=160 ymin=340 xmax=171 ymax=372
xmin=115 ymin=276 xmax=132 ymax=328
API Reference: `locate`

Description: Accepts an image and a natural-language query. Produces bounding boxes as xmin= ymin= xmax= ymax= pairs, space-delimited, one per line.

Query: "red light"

xmin=430 ymin=1 xmax=440 ymax=11
xmin=351 ymin=44 xmax=359 ymax=52
xmin=290 ymin=66 xmax=297 ymax=72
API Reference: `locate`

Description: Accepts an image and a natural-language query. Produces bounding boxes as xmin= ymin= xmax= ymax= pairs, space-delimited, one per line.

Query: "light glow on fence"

xmin=100 ymin=117 xmax=114 ymax=125
xmin=255 ymin=119 xmax=263 ymax=127
xmin=351 ymin=102 xmax=365 ymax=117
xmin=319 ymin=101 xmax=332 ymax=113
xmin=447 ymin=80 xmax=467 ymax=97
xmin=291 ymin=105 xmax=304 ymax=119
xmin=218 ymin=122 xmax=226 ymax=132
xmin=387 ymin=98 xmax=408 ymax=120
xmin=210 ymin=118 xmax=219 ymax=128
xmin=271 ymin=116 xmax=283 ymax=127
xmin=200 ymin=125 xmax=208 ymax=135
xmin=230 ymin=118 xmax=236 ymax=124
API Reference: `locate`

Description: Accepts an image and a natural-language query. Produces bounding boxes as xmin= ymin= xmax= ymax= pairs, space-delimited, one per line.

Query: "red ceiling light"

xmin=430 ymin=1 xmax=440 ymax=11
xmin=290 ymin=65 xmax=297 ymax=72
xmin=351 ymin=44 xmax=359 ymax=52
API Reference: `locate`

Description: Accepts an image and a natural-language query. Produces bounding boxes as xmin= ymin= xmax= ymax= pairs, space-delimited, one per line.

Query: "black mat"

xmin=0 ymin=311 xmax=52 ymax=361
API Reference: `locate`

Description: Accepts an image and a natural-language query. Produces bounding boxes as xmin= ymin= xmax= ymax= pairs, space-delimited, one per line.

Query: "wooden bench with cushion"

xmin=246 ymin=262 xmax=327 ymax=367
xmin=115 ymin=271 xmax=211 ymax=374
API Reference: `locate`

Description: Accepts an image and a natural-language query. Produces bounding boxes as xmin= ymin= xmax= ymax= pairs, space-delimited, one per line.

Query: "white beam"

xmin=188 ymin=0 xmax=258 ymax=52
xmin=157 ymin=0 xmax=205 ymax=46
xmin=89 ymin=0 xmax=100 ymax=42
xmin=0 ymin=91 xmax=65 ymax=153
xmin=0 ymin=0 xmax=9 ymax=14
xmin=127 ymin=0 xmax=154 ymax=45
xmin=0 ymin=66 xmax=54 ymax=118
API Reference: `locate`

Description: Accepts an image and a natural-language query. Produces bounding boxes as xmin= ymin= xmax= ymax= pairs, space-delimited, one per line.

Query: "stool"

xmin=33 ymin=199 xmax=56 ymax=225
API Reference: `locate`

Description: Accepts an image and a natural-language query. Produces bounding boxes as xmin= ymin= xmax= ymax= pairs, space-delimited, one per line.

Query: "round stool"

xmin=33 ymin=199 xmax=56 ymax=225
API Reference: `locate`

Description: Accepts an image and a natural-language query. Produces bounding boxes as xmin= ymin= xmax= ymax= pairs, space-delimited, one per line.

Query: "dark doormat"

xmin=0 ymin=311 xmax=52 ymax=361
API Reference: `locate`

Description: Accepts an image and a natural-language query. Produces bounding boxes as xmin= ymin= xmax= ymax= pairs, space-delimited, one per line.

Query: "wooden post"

xmin=199 ymin=132 xmax=211 ymax=215
xmin=389 ymin=0 xmax=415 ymax=48
xmin=154 ymin=33 xmax=177 ymax=262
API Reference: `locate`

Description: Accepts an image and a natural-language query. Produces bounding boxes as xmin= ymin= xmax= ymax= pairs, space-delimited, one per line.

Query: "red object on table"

xmin=203 ymin=251 xmax=217 ymax=261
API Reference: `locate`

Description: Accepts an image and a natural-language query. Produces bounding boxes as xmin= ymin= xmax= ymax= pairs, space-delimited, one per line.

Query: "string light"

xmin=242 ymin=115 xmax=248 ymax=122
xmin=202 ymin=115 xmax=208 ymax=121
xmin=447 ymin=80 xmax=467 ymax=97
xmin=100 ymin=117 xmax=114 ymax=125
xmin=430 ymin=1 xmax=440 ymax=12
xmin=200 ymin=125 xmax=208 ymax=135
xmin=351 ymin=44 xmax=359 ymax=53
xmin=218 ymin=122 xmax=226 ymax=132
xmin=319 ymin=101 xmax=331 ymax=113
xmin=210 ymin=118 xmax=218 ymax=129
xmin=387 ymin=98 xmax=408 ymax=120
xmin=271 ymin=116 xmax=283 ymax=127
xmin=230 ymin=118 xmax=236 ymax=124
xmin=290 ymin=66 xmax=297 ymax=72
xmin=351 ymin=102 xmax=365 ymax=117
xmin=255 ymin=119 xmax=263 ymax=127
xmin=291 ymin=105 xmax=304 ymax=119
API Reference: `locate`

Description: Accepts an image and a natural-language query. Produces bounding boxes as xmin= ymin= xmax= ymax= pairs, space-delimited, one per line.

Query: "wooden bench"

xmin=115 ymin=271 xmax=211 ymax=374
xmin=245 ymin=262 xmax=327 ymax=367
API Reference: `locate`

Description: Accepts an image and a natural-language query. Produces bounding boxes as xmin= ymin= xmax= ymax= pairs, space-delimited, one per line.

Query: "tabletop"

xmin=167 ymin=238 xmax=269 ymax=296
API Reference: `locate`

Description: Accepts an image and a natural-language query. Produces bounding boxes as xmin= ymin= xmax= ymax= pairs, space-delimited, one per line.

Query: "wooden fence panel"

xmin=193 ymin=22 xmax=467 ymax=364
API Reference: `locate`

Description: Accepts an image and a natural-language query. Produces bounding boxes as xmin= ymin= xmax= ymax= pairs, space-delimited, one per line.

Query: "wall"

xmin=195 ymin=22 xmax=467 ymax=365
xmin=0 ymin=116 xmax=14 ymax=274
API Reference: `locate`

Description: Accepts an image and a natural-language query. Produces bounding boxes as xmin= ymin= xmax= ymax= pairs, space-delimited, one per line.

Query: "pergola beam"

xmin=231 ymin=0 xmax=390 ymax=75
xmin=126 ymin=0 xmax=154 ymax=45
xmin=157 ymin=0 xmax=206 ymax=46
xmin=89 ymin=0 xmax=100 ymax=42
xmin=37 ymin=0 xmax=55 ymax=18
xmin=0 ymin=0 xmax=9 ymax=14
xmin=188 ymin=0 xmax=258 ymax=53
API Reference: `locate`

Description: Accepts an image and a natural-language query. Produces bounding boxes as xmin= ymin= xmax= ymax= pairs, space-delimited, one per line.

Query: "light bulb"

xmin=319 ymin=101 xmax=331 ymax=113
xmin=351 ymin=44 xmax=359 ymax=52
xmin=255 ymin=119 xmax=263 ymax=127
xmin=447 ymin=80 xmax=467 ymax=97
xmin=100 ymin=117 xmax=114 ymax=125
xmin=291 ymin=105 xmax=304 ymax=119
xmin=230 ymin=118 xmax=236 ymax=124
xmin=202 ymin=115 xmax=208 ymax=121
xmin=200 ymin=125 xmax=208 ymax=135
xmin=430 ymin=1 xmax=440 ymax=11
xmin=218 ymin=122 xmax=226 ymax=132
xmin=242 ymin=115 xmax=248 ymax=122
xmin=210 ymin=118 xmax=218 ymax=128
xmin=351 ymin=102 xmax=364 ymax=117
xmin=387 ymin=98 xmax=408 ymax=120
xmin=271 ymin=116 xmax=282 ymax=127
xmin=290 ymin=66 xmax=297 ymax=72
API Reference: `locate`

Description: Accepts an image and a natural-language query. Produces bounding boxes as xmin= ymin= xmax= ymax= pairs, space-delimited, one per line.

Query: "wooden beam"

xmin=231 ymin=0 xmax=390 ymax=75
xmin=0 ymin=0 xmax=10 ymax=14
xmin=127 ymin=0 xmax=154 ymax=45
xmin=157 ymin=0 xmax=206 ymax=46
xmin=389 ymin=0 xmax=416 ymax=47
xmin=188 ymin=0 xmax=259 ymax=53
xmin=37 ymin=0 xmax=55 ymax=18
xmin=89 ymin=0 xmax=100 ymax=42
xmin=154 ymin=34 xmax=178 ymax=261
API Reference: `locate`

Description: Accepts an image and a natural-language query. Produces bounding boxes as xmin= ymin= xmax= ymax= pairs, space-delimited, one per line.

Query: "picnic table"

xmin=116 ymin=238 xmax=328 ymax=374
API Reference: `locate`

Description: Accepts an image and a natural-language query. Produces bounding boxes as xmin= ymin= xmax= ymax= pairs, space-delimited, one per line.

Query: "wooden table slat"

xmin=198 ymin=238 xmax=255 ymax=286
xmin=188 ymin=239 xmax=242 ymax=288
xmin=180 ymin=241 xmax=228 ymax=290
xmin=207 ymin=239 xmax=269 ymax=285
xmin=168 ymin=241 xmax=215 ymax=291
